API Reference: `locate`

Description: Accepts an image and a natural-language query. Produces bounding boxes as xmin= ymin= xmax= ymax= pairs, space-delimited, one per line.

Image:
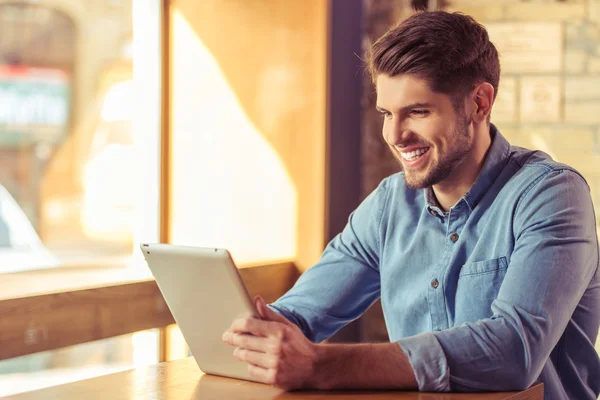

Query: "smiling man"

xmin=222 ymin=11 xmax=600 ymax=399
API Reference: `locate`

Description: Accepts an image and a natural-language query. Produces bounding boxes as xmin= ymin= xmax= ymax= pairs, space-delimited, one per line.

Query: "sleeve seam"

xmin=376 ymin=177 xmax=391 ymax=255
xmin=515 ymin=168 xmax=591 ymax=217
xmin=514 ymin=168 xmax=561 ymax=218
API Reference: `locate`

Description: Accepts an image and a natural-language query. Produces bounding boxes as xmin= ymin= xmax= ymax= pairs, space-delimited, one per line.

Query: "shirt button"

xmin=431 ymin=279 xmax=439 ymax=289
xmin=450 ymin=233 xmax=459 ymax=242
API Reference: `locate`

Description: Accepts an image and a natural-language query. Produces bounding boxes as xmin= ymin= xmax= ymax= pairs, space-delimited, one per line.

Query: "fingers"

xmin=247 ymin=363 xmax=274 ymax=385
xmin=229 ymin=316 xmax=287 ymax=338
xmin=233 ymin=348 xmax=277 ymax=369
xmin=255 ymin=296 xmax=292 ymax=326
xmin=222 ymin=333 xmax=268 ymax=353
xmin=246 ymin=358 xmax=295 ymax=390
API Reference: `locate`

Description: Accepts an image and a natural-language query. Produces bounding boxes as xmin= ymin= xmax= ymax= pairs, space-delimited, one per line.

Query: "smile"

xmin=401 ymin=147 xmax=430 ymax=161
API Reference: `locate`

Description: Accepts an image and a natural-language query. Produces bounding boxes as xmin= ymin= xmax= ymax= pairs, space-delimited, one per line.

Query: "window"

xmin=0 ymin=0 xmax=326 ymax=395
xmin=0 ymin=0 xmax=163 ymax=395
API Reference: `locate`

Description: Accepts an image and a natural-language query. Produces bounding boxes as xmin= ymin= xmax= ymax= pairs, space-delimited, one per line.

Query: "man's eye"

xmin=380 ymin=111 xmax=392 ymax=119
xmin=411 ymin=109 xmax=429 ymax=117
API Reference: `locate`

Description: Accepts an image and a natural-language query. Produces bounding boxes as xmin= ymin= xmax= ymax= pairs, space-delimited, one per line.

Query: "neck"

xmin=432 ymin=125 xmax=492 ymax=212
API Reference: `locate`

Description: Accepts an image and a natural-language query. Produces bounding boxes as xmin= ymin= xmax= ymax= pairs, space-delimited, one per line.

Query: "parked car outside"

xmin=0 ymin=184 xmax=59 ymax=273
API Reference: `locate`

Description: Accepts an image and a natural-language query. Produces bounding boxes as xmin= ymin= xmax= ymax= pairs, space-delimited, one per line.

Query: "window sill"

xmin=0 ymin=261 xmax=299 ymax=360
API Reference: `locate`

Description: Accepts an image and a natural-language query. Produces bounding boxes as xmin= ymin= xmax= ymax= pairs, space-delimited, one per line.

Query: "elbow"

xmin=501 ymin=365 xmax=538 ymax=391
xmin=518 ymin=366 xmax=540 ymax=391
xmin=451 ymin=366 xmax=537 ymax=393
xmin=468 ymin=327 xmax=541 ymax=391
xmin=490 ymin=340 xmax=541 ymax=391
xmin=492 ymin=307 xmax=544 ymax=391
xmin=488 ymin=332 xmax=540 ymax=391
xmin=456 ymin=362 xmax=537 ymax=392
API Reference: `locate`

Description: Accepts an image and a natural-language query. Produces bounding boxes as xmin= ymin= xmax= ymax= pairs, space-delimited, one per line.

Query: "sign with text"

xmin=0 ymin=66 xmax=71 ymax=146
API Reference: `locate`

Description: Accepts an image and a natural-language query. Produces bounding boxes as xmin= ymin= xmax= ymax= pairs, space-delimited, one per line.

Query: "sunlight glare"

xmin=170 ymin=11 xmax=297 ymax=265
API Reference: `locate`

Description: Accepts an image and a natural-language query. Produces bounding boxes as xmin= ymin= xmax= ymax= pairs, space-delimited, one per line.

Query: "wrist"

xmin=308 ymin=343 xmax=331 ymax=390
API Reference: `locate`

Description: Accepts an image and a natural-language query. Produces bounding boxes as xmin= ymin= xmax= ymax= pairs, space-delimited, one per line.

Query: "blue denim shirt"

xmin=270 ymin=125 xmax=600 ymax=399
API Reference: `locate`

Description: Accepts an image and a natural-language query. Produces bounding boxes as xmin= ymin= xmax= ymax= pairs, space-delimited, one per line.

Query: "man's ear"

xmin=471 ymin=82 xmax=494 ymax=124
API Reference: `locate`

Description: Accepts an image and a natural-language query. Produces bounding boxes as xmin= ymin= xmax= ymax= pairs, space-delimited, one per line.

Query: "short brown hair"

xmin=367 ymin=11 xmax=500 ymax=107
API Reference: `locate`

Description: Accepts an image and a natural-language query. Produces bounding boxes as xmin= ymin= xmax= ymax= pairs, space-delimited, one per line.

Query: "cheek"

xmin=436 ymin=133 xmax=454 ymax=151
xmin=421 ymin=135 xmax=446 ymax=162
xmin=429 ymin=141 xmax=444 ymax=159
xmin=381 ymin=121 xmax=392 ymax=144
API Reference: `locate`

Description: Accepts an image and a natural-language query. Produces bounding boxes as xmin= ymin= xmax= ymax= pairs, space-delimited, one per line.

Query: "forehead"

xmin=376 ymin=74 xmax=447 ymax=108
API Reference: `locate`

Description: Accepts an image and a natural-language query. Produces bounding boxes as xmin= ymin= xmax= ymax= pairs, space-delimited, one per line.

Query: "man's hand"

xmin=222 ymin=297 xmax=417 ymax=391
xmin=221 ymin=296 xmax=318 ymax=390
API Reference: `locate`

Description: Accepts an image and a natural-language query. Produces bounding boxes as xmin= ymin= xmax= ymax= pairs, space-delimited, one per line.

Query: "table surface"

xmin=5 ymin=357 xmax=544 ymax=400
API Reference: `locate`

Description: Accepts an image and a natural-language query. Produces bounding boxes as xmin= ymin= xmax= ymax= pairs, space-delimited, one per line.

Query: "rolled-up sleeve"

xmin=397 ymin=333 xmax=450 ymax=391
xmin=398 ymin=169 xmax=599 ymax=392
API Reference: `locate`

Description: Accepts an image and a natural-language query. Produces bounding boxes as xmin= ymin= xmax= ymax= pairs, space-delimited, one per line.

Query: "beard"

xmin=393 ymin=114 xmax=473 ymax=190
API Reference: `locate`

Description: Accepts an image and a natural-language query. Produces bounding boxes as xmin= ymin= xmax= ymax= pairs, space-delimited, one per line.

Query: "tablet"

xmin=140 ymin=243 xmax=259 ymax=381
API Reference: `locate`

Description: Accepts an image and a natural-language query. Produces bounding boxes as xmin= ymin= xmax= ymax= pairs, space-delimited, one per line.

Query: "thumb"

xmin=255 ymin=296 xmax=292 ymax=325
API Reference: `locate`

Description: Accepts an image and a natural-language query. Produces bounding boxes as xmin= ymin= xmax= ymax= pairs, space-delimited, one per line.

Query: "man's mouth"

xmin=401 ymin=147 xmax=430 ymax=161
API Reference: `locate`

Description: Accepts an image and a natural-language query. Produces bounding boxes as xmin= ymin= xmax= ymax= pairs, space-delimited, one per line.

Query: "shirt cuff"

xmin=397 ymin=332 xmax=451 ymax=392
xmin=267 ymin=304 xmax=310 ymax=338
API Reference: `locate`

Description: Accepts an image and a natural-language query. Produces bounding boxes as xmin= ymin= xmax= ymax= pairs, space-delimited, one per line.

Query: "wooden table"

xmin=5 ymin=357 xmax=544 ymax=399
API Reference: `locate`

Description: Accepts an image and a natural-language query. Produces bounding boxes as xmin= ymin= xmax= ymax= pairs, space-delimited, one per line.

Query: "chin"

xmin=404 ymin=174 xmax=432 ymax=190
xmin=404 ymin=164 xmax=445 ymax=190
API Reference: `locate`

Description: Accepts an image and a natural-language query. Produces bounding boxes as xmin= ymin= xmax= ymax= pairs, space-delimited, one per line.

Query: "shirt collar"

xmin=424 ymin=124 xmax=511 ymax=213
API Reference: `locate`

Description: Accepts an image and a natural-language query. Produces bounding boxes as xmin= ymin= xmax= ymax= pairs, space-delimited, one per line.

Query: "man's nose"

xmin=384 ymin=119 xmax=412 ymax=147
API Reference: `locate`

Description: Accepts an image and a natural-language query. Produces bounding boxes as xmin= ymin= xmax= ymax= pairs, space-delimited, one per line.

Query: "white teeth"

xmin=401 ymin=147 xmax=429 ymax=161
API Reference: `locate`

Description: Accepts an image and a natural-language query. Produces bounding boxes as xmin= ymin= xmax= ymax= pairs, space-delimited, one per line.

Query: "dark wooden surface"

xmin=5 ymin=357 xmax=544 ymax=400
xmin=0 ymin=262 xmax=298 ymax=360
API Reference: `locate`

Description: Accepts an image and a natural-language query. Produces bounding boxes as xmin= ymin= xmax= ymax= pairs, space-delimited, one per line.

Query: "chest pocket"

xmin=454 ymin=256 xmax=508 ymax=326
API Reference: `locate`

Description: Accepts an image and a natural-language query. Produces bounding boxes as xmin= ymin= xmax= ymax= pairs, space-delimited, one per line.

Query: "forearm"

xmin=310 ymin=342 xmax=418 ymax=390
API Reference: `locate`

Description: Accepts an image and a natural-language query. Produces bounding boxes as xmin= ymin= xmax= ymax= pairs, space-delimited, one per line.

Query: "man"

xmin=222 ymin=11 xmax=600 ymax=399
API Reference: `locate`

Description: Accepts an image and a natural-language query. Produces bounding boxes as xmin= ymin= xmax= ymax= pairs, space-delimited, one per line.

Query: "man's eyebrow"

xmin=376 ymin=103 xmax=434 ymax=113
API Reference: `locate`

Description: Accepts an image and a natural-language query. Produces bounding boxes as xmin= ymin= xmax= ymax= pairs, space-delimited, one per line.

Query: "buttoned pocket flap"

xmin=459 ymin=256 xmax=508 ymax=277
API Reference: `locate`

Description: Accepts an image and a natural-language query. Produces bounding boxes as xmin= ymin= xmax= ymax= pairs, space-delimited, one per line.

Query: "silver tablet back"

xmin=141 ymin=243 xmax=258 ymax=381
